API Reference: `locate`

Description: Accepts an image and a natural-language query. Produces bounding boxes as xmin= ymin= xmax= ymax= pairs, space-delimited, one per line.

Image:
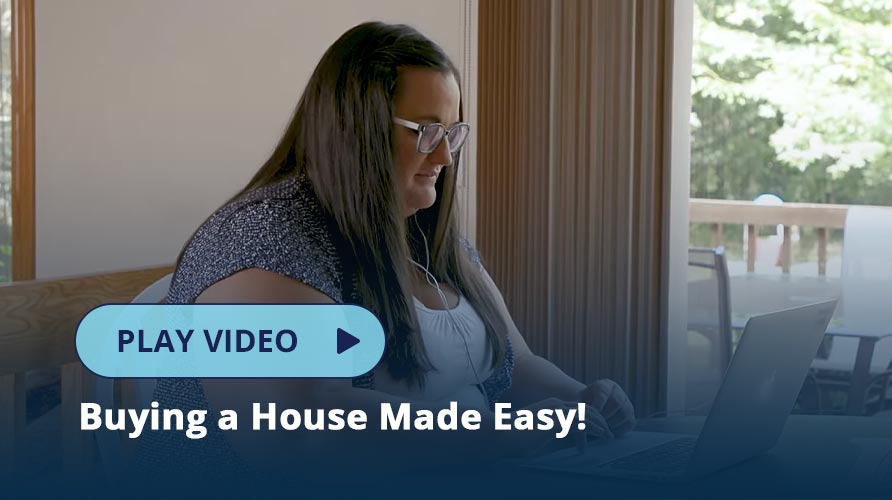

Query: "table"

xmin=35 ymin=415 xmax=884 ymax=499
xmin=729 ymin=274 xmax=892 ymax=415
xmin=499 ymin=415 xmax=892 ymax=498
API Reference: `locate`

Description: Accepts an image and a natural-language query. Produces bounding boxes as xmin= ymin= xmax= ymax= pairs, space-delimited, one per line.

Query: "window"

xmin=1 ymin=0 xmax=33 ymax=282
xmin=690 ymin=0 xmax=892 ymax=276
xmin=0 ymin=0 xmax=11 ymax=281
xmin=687 ymin=0 xmax=892 ymax=416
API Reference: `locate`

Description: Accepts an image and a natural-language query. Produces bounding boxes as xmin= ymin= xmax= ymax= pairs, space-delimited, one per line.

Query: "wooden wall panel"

xmin=0 ymin=265 xmax=173 ymax=375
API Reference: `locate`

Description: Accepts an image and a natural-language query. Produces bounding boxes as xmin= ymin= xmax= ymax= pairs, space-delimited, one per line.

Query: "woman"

xmin=144 ymin=21 xmax=634 ymax=478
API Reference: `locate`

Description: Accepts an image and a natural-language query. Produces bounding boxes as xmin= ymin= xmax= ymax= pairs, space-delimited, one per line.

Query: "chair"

xmin=93 ymin=273 xmax=171 ymax=483
xmin=864 ymin=370 xmax=892 ymax=416
xmin=686 ymin=247 xmax=733 ymax=414
xmin=131 ymin=273 xmax=172 ymax=305
xmin=0 ymin=266 xmax=173 ymax=482
xmin=814 ymin=206 xmax=892 ymax=412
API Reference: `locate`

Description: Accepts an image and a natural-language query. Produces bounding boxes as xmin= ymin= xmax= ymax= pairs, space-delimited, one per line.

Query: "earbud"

xmin=410 ymin=216 xmax=487 ymax=405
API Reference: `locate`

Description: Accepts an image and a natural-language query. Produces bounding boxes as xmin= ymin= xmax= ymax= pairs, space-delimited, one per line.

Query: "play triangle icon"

xmin=336 ymin=328 xmax=360 ymax=354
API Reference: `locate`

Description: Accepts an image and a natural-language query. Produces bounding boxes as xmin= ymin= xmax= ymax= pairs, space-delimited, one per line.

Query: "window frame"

xmin=11 ymin=0 xmax=34 ymax=281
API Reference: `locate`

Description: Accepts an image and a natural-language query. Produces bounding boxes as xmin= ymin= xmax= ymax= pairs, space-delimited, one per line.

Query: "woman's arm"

xmin=195 ymin=268 xmax=586 ymax=467
xmin=477 ymin=269 xmax=585 ymax=407
xmin=479 ymin=269 xmax=635 ymax=434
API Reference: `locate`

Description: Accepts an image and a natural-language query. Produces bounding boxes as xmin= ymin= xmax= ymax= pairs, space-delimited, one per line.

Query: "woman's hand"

xmin=494 ymin=397 xmax=613 ymax=458
xmin=578 ymin=379 xmax=635 ymax=437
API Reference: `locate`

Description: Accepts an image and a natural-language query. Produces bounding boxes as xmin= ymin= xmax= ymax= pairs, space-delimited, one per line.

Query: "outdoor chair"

xmin=864 ymin=370 xmax=892 ymax=416
xmin=686 ymin=247 xmax=733 ymax=414
xmin=814 ymin=206 xmax=892 ymax=413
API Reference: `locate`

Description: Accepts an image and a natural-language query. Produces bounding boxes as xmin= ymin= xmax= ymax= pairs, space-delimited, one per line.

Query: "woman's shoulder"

xmin=460 ymin=237 xmax=483 ymax=270
xmin=168 ymin=174 xmax=344 ymax=304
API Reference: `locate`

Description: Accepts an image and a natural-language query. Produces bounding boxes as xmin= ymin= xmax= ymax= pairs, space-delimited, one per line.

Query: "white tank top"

xmin=373 ymin=295 xmax=494 ymax=411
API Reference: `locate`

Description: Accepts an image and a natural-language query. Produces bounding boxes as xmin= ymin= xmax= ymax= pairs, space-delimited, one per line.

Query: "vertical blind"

xmin=477 ymin=0 xmax=674 ymax=416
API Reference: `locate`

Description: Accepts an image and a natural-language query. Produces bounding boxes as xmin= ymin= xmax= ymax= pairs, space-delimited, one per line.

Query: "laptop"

xmin=525 ymin=299 xmax=838 ymax=482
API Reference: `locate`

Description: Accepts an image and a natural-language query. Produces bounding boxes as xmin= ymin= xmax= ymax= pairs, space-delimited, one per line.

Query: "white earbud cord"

xmin=409 ymin=216 xmax=487 ymax=406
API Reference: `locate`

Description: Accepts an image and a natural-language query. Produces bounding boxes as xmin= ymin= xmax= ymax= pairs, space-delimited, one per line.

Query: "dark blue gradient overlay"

xmin=5 ymin=404 xmax=892 ymax=499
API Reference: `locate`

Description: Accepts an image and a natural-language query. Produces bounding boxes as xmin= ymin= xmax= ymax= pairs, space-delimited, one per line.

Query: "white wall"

xmin=35 ymin=0 xmax=476 ymax=278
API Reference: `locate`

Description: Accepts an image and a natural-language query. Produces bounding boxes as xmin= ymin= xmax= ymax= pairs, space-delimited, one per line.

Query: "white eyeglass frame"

xmin=393 ymin=117 xmax=470 ymax=154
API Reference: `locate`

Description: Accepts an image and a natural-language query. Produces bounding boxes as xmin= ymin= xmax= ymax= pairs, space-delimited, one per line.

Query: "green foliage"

xmin=0 ymin=243 xmax=9 ymax=282
xmin=692 ymin=0 xmax=892 ymax=205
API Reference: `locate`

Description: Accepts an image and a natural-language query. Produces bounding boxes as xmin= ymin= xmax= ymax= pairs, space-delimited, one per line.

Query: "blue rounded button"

xmin=75 ymin=304 xmax=385 ymax=378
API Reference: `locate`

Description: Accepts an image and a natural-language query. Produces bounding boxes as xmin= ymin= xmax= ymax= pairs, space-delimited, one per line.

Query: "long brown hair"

xmin=228 ymin=22 xmax=507 ymax=385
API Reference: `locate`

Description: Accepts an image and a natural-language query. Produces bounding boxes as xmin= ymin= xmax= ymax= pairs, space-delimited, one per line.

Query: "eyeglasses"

xmin=393 ymin=117 xmax=470 ymax=154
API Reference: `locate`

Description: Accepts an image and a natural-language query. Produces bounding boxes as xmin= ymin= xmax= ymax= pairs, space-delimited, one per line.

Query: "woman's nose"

xmin=430 ymin=137 xmax=453 ymax=166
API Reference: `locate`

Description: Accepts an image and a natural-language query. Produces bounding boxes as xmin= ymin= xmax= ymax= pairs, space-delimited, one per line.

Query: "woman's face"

xmin=392 ymin=68 xmax=461 ymax=217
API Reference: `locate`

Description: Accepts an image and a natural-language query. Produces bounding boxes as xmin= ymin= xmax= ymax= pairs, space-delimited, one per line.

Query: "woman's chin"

xmin=403 ymin=192 xmax=438 ymax=216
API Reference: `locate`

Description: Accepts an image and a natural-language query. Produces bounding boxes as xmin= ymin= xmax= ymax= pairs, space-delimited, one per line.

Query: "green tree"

xmin=691 ymin=0 xmax=892 ymax=206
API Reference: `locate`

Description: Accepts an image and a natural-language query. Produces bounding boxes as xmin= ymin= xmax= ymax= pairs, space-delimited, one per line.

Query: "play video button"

xmin=76 ymin=304 xmax=385 ymax=378
xmin=337 ymin=328 xmax=360 ymax=354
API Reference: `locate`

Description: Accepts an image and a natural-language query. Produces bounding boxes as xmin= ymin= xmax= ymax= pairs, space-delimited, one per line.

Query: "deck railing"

xmin=689 ymin=199 xmax=850 ymax=275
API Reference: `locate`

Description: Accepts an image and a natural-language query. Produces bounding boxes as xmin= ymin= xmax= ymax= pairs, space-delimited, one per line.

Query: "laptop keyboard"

xmin=599 ymin=437 xmax=698 ymax=475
